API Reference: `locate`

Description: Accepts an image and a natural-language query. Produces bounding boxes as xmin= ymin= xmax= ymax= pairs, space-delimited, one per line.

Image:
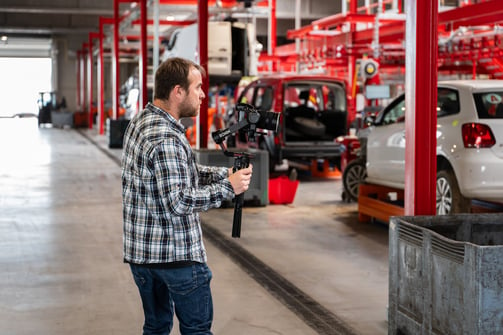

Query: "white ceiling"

xmin=0 ymin=0 xmax=343 ymax=54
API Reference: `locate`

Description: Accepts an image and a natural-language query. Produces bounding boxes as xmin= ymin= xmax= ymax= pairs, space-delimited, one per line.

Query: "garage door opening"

xmin=0 ymin=57 xmax=52 ymax=118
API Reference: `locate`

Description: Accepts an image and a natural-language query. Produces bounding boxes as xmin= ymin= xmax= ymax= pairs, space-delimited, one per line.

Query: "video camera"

xmin=211 ymin=103 xmax=280 ymax=238
xmin=212 ymin=103 xmax=280 ymax=147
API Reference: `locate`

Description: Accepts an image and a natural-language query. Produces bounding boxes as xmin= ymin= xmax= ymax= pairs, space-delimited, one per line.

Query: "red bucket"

xmin=268 ymin=176 xmax=299 ymax=204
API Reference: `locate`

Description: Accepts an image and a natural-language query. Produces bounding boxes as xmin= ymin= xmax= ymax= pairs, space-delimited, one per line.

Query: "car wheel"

xmin=342 ymin=158 xmax=367 ymax=202
xmin=293 ymin=117 xmax=326 ymax=137
xmin=436 ymin=170 xmax=471 ymax=215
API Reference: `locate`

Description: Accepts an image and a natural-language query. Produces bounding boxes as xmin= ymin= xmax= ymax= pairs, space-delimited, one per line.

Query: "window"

xmin=254 ymin=86 xmax=273 ymax=111
xmin=284 ymin=82 xmax=346 ymax=112
xmin=437 ymin=88 xmax=460 ymax=117
xmin=381 ymin=97 xmax=406 ymax=124
xmin=238 ymin=86 xmax=255 ymax=105
xmin=474 ymin=91 xmax=503 ymax=119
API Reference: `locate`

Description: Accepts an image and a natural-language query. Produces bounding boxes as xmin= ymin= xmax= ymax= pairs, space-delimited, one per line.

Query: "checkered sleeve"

xmin=197 ymin=164 xmax=230 ymax=184
xmin=152 ymin=137 xmax=235 ymax=217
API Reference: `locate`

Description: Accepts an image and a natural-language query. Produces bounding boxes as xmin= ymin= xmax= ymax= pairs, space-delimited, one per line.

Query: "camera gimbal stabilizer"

xmin=212 ymin=103 xmax=279 ymax=238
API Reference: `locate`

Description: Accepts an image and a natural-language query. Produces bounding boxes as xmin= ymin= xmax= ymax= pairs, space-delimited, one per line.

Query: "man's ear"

xmin=175 ymin=85 xmax=185 ymax=97
xmin=170 ymin=85 xmax=184 ymax=102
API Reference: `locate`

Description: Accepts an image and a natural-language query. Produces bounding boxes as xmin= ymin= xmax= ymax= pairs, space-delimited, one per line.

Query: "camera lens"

xmin=257 ymin=110 xmax=280 ymax=132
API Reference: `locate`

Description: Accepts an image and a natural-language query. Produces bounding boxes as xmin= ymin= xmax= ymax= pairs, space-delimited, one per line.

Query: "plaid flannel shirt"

xmin=121 ymin=103 xmax=235 ymax=264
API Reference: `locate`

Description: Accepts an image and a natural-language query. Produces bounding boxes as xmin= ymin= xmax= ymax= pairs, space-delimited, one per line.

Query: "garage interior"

xmin=1 ymin=1 xmax=503 ymax=335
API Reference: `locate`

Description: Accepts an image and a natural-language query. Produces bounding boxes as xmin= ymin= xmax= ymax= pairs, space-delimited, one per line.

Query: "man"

xmin=121 ymin=57 xmax=253 ymax=335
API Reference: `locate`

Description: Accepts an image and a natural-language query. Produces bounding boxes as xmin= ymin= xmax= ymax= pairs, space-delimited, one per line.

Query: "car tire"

xmin=342 ymin=158 xmax=367 ymax=202
xmin=293 ymin=117 xmax=326 ymax=137
xmin=436 ymin=170 xmax=471 ymax=215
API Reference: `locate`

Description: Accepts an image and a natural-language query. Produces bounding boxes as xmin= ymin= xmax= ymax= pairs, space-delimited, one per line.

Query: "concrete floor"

xmin=0 ymin=117 xmax=389 ymax=335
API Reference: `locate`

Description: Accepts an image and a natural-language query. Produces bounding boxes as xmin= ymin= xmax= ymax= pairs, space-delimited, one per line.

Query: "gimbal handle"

xmin=231 ymin=154 xmax=251 ymax=238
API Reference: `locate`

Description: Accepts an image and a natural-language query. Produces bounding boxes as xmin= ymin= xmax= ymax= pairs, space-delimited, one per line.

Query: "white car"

xmin=353 ymin=80 xmax=503 ymax=214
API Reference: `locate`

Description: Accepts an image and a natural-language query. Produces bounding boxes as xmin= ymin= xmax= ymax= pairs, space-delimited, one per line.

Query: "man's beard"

xmin=179 ymin=99 xmax=199 ymax=118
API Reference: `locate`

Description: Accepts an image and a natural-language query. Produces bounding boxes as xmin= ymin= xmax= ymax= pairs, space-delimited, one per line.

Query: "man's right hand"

xmin=228 ymin=164 xmax=253 ymax=195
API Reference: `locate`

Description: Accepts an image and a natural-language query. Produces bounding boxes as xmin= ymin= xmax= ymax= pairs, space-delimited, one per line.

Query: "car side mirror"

xmin=364 ymin=115 xmax=375 ymax=127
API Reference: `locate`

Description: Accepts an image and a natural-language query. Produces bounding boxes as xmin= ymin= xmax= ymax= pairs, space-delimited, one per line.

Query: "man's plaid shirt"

xmin=121 ymin=103 xmax=235 ymax=265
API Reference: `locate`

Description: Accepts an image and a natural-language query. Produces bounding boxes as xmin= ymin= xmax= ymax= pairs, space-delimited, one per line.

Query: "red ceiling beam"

xmin=287 ymin=13 xmax=404 ymax=39
xmin=122 ymin=35 xmax=165 ymax=41
xmin=439 ymin=0 xmax=503 ymax=28
xmin=158 ymin=0 xmax=268 ymax=7
xmin=314 ymin=13 xmax=399 ymax=29
xmin=352 ymin=21 xmax=405 ymax=44
xmin=443 ymin=13 xmax=503 ymax=31
xmin=131 ymin=19 xmax=196 ymax=26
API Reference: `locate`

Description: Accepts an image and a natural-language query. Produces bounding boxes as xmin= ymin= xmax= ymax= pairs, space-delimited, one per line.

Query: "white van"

xmin=162 ymin=20 xmax=260 ymax=77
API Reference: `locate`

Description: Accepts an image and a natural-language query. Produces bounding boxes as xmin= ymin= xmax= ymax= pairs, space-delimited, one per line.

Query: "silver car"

xmin=351 ymin=80 xmax=503 ymax=214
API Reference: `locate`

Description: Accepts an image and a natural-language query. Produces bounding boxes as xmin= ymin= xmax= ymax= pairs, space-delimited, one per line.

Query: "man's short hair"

xmin=154 ymin=57 xmax=206 ymax=100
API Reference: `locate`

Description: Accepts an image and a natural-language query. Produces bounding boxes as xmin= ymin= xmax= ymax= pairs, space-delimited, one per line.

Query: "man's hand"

xmin=228 ymin=164 xmax=253 ymax=195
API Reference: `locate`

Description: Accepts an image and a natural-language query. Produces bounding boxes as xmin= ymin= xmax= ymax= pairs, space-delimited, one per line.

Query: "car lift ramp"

xmin=357 ymin=183 xmax=404 ymax=223
xmin=357 ymin=183 xmax=503 ymax=224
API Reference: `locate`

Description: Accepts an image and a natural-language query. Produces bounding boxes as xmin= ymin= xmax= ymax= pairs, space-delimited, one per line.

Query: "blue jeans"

xmin=129 ymin=263 xmax=213 ymax=335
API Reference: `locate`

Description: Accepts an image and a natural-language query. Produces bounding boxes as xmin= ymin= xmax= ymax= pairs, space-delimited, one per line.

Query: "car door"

xmin=365 ymin=95 xmax=406 ymax=187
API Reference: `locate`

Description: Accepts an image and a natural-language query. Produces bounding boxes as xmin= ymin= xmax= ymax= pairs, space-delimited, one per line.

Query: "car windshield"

xmin=473 ymin=92 xmax=503 ymax=119
xmin=376 ymin=88 xmax=461 ymax=125
xmin=284 ymin=82 xmax=346 ymax=112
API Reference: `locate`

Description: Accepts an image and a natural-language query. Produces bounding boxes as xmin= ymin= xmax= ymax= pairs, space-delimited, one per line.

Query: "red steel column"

xmin=348 ymin=0 xmax=358 ymax=123
xmin=88 ymin=33 xmax=99 ymax=129
xmin=404 ymin=0 xmax=438 ymax=215
xmin=98 ymin=18 xmax=106 ymax=135
xmin=113 ymin=0 xmax=120 ymax=120
xmin=76 ymin=50 xmax=82 ymax=111
xmin=270 ymin=0 xmax=276 ymax=55
xmin=139 ymin=0 xmax=148 ymax=111
xmin=198 ymin=0 xmax=209 ymax=149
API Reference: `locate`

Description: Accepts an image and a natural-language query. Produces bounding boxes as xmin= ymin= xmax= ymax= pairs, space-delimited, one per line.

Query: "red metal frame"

xmin=113 ymin=0 xmax=120 ymax=121
xmin=88 ymin=32 xmax=100 ymax=129
xmin=139 ymin=0 xmax=148 ymax=113
xmin=404 ymin=0 xmax=438 ymax=216
xmin=198 ymin=0 xmax=209 ymax=149
xmin=98 ymin=18 xmax=115 ymax=135
xmin=266 ymin=0 xmax=503 ymax=81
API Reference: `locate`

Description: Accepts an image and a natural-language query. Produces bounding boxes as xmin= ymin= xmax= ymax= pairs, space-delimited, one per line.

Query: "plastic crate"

xmin=389 ymin=214 xmax=503 ymax=335
xmin=268 ymin=176 xmax=299 ymax=204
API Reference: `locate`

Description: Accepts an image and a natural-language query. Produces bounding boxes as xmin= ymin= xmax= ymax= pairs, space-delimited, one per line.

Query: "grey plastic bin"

xmin=389 ymin=213 xmax=503 ymax=335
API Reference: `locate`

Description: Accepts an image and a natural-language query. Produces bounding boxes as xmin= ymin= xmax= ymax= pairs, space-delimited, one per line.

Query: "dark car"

xmin=230 ymin=74 xmax=349 ymax=171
